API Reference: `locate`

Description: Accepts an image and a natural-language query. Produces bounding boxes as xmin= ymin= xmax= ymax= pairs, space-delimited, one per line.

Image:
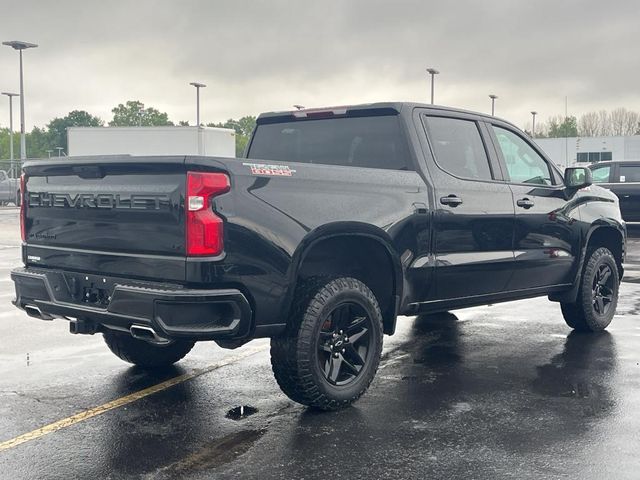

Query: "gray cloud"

xmin=1 ymin=0 xmax=639 ymax=130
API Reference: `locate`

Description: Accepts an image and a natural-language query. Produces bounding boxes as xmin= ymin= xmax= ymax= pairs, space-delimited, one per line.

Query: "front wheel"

xmin=271 ymin=277 xmax=384 ymax=410
xmin=561 ymin=247 xmax=619 ymax=332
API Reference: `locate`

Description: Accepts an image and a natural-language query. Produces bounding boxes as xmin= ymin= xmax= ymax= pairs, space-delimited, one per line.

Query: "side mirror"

xmin=564 ymin=167 xmax=592 ymax=189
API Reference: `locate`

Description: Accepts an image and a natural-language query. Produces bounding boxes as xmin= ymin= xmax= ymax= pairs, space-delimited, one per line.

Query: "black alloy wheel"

xmin=561 ymin=246 xmax=619 ymax=332
xmin=592 ymin=263 xmax=614 ymax=316
xmin=270 ymin=277 xmax=384 ymax=410
xmin=318 ymin=302 xmax=373 ymax=386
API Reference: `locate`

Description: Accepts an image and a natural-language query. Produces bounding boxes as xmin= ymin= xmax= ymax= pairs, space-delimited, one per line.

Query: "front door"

xmin=489 ymin=124 xmax=579 ymax=290
xmin=422 ymin=114 xmax=515 ymax=300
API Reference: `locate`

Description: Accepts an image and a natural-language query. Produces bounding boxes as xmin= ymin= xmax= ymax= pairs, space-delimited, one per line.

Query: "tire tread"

xmin=271 ymin=277 xmax=383 ymax=410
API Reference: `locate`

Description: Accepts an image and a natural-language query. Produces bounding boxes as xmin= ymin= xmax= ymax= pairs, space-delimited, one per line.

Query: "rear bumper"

xmin=11 ymin=267 xmax=253 ymax=341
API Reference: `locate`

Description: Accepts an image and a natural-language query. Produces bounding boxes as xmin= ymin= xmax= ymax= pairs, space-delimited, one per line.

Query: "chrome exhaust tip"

xmin=129 ymin=325 xmax=171 ymax=345
xmin=24 ymin=305 xmax=54 ymax=321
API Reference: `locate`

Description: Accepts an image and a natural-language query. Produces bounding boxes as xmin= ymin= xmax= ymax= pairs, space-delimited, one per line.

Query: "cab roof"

xmin=257 ymin=101 xmax=519 ymax=130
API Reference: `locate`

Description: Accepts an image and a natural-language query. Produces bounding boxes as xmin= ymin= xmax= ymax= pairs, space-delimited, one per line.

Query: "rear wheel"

xmin=561 ymin=247 xmax=619 ymax=332
xmin=103 ymin=330 xmax=195 ymax=368
xmin=271 ymin=277 xmax=384 ymax=410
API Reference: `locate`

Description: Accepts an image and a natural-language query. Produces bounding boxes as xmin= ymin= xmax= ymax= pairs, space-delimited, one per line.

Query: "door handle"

xmin=440 ymin=195 xmax=463 ymax=207
xmin=517 ymin=198 xmax=535 ymax=209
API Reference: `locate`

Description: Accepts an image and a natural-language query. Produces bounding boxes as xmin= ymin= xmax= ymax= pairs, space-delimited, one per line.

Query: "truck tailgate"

xmin=23 ymin=157 xmax=187 ymax=281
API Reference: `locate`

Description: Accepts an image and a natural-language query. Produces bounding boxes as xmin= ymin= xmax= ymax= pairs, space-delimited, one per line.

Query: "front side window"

xmin=590 ymin=165 xmax=611 ymax=183
xmin=424 ymin=116 xmax=493 ymax=181
xmin=619 ymin=165 xmax=640 ymax=183
xmin=492 ymin=126 xmax=554 ymax=185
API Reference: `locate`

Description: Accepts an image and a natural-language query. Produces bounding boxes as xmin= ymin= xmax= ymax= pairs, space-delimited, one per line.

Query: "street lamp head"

xmin=489 ymin=94 xmax=498 ymax=100
xmin=1 ymin=92 xmax=19 ymax=97
xmin=3 ymin=40 xmax=38 ymax=50
xmin=293 ymin=104 xmax=305 ymax=110
xmin=190 ymin=82 xmax=206 ymax=88
xmin=426 ymin=68 xmax=440 ymax=75
xmin=531 ymin=111 xmax=537 ymax=115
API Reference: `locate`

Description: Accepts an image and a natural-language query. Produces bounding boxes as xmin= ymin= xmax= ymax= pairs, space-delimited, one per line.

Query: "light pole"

xmin=489 ymin=94 xmax=498 ymax=116
xmin=189 ymin=82 xmax=206 ymax=126
xmin=1 ymin=92 xmax=19 ymax=177
xmin=3 ymin=41 xmax=38 ymax=160
xmin=426 ymin=68 xmax=439 ymax=105
xmin=531 ymin=111 xmax=537 ymax=138
xmin=137 ymin=103 xmax=145 ymax=127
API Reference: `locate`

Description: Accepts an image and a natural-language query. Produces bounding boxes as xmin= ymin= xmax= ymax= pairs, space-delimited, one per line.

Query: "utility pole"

xmin=138 ymin=104 xmax=145 ymax=127
xmin=3 ymin=41 xmax=38 ymax=160
xmin=426 ymin=68 xmax=439 ymax=105
xmin=489 ymin=94 xmax=498 ymax=116
xmin=189 ymin=82 xmax=206 ymax=126
xmin=1 ymin=92 xmax=19 ymax=178
xmin=531 ymin=111 xmax=537 ymax=138
xmin=565 ymin=96 xmax=569 ymax=167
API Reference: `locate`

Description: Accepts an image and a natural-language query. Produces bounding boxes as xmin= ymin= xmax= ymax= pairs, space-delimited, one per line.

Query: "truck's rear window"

xmin=247 ymin=115 xmax=411 ymax=170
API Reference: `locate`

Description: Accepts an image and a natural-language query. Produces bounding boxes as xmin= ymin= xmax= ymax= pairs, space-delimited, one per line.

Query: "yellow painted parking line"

xmin=0 ymin=344 xmax=269 ymax=453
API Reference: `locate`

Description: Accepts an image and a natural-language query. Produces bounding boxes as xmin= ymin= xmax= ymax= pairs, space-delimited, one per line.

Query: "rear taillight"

xmin=19 ymin=174 xmax=26 ymax=242
xmin=186 ymin=172 xmax=230 ymax=256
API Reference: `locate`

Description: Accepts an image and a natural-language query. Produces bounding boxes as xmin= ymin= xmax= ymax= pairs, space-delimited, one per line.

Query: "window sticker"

xmin=243 ymin=162 xmax=296 ymax=176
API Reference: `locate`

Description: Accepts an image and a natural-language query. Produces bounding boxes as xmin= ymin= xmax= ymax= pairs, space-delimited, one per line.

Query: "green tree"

xmin=0 ymin=127 xmax=20 ymax=161
xmin=47 ymin=110 xmax=104 ymax=154
xmin=26 ymin=127 xmax=51 ymax=159
xmin=207 ymin=116 xmax=256 ymax=156
xmin=109 ymin=100 xmax=174 ymax=127
xmin=547 ymin=115 xmax=578 ymax=138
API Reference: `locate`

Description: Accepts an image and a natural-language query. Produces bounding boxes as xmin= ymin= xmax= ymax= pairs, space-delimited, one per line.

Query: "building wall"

xmin=535 ymin=135 xmax=640 ymax=168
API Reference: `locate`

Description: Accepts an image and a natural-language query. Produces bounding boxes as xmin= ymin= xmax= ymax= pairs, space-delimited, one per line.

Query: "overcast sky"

xmin=1 ymin=0 xmax=639 ymax=131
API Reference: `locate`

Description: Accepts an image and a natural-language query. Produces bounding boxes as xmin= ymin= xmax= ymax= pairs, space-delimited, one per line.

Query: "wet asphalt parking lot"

xmin=1 ymin=207 xmax=639 ymax=479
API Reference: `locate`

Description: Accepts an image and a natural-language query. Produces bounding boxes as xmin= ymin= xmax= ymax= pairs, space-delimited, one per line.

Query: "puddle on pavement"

xmin=225 ymin=405 xmax=258 ymax=420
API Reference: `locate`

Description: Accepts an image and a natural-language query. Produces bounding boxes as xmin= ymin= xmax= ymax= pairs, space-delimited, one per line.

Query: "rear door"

xmin=488 ymin=124 xmax=579 ymax=290
xmin=24 ymin=157 xmax=187 ymax=282
xmin=613 ymin=163 xmax=640 ymax=222
xmin=420 ymin=112 xmax=515 ymax=300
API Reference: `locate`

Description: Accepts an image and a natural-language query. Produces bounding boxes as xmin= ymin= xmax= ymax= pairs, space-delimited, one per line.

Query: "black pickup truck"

xmin=11 ymin=102 xmax=625 ymax=410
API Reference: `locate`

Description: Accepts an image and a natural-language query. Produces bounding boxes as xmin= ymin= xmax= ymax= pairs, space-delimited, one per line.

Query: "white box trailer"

xmin=67 ymin=126 xmax=236 ymax=157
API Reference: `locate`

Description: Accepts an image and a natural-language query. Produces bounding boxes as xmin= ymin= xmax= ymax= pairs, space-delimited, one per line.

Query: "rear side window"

xmin=619 ymin=165 xmax=640 ymax=182
xmin=423 ymin=116 xmax=493 ymax=181
xmin=590 ymin=165 xmax=611 ymax=183
xmin=247 ymin=115 xmax=411 ymax=170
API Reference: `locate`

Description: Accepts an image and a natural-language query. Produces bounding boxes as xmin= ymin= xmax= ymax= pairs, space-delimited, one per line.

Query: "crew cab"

xmin=11 ymin=103 xmax=625 ymax=410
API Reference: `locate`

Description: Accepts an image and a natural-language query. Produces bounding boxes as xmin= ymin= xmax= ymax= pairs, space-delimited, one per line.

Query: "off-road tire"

xmin=271 ymin=277 xmax=384 ymax=411
xmin=103 ymin=330 xmax=195 ymax=368
xmin=561 ymin=247 xmax=619 ymax=332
